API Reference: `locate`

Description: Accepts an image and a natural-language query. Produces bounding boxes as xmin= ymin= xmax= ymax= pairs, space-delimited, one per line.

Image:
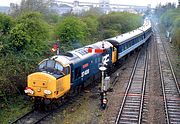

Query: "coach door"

xmin=112 ymin=47 xmax=117 ymax=63
xmin=74 ymin=66 xmax=81 ymax=85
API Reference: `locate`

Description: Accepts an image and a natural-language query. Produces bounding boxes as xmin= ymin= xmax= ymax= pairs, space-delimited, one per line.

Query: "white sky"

xmin=0 ymin=0 xmax=178 ymax=8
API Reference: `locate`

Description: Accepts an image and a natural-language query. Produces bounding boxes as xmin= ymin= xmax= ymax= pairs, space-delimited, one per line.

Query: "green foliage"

xmin=0 ymin=12 xmax=50 ymax=100
xmin=56 ymin=16 xmax=88 ymax=45
xmin=172 ymin=17 xmax=180 ymax=49
xmin=160 ymin=9 xmax=180 ymax=28
xmin=81 ymin=15 xmax=99 ymax=40
xmin=45 ymin=12 xmax=62 ymax=24
xmin=98 ymin=12 xmax=142 ymax=39
xmin=160 ymin=8 xmax=180 ymax=49
xmin=0 ymin=95 xmax=32 ymax=124
xmin=103 ymin=29 xmax=119 ymax=39
xmin=10 ymin=12 xmax=49 ymax=52
xmin=0 ymin=13 xmax=14 ymax=35
xmin=82 ymin=7 xmax=103 ymax=16
xmin=155 ymin=3 xmax=176 ymax=17
xmin=10 ymin=24 xmax=31 ymax=51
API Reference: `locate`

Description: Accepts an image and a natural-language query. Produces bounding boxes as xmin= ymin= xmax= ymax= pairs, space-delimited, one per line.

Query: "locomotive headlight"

xmin=24 ymin=87 xmax=34 ymax=94
xmin=44 ymin=90 xmax=51 ymax=95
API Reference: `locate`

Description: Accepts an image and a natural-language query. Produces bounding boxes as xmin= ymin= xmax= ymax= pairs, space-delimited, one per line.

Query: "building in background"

xmin=71 ymin=1 xmax=90 ymax=15
xmin=50 ymin=2 xmax=73 ymax=15
xmin=99 ymin=0 xmax=110 ymax=14
xmin=2 ymin=0 xmax=154 ymax=15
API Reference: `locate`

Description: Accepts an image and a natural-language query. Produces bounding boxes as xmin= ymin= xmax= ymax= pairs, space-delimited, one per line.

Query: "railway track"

xmin=154 ymin=28 xmax=180 ymax=124
xmin=115 ymin=45 xmax=149 ymax=124
xmin=11 ymin=109 xmax=51 ymax=124
xmin=10 ymin=93 xmax=79 ymax=124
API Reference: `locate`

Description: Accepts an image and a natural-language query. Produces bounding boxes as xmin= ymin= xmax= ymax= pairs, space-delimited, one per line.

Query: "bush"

xmin=0 ymin=12 xmax=50 ymax=98
xmin=0 ymin=13 xmax=15 ymax=35
xmin=56 ymin=16 xmax=88 ymax=45
xmin=98 ymin=12 xmax=142 ymax=39
xmin=160 ymin=8 xmax=180 ymax=49
xmin=103 ymin=29 xmax=119 ymax=39
xmin=172 ymin=17 xmax=180 ymax=49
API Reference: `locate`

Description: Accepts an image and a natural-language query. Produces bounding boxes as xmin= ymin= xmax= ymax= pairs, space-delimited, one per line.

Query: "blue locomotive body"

xmin=69 ymin=41 xmax=113 ymax=87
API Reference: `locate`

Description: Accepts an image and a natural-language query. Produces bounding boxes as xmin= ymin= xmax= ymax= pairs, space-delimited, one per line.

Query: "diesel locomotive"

xmin=25 ymin=19 xmax=152 ymax=103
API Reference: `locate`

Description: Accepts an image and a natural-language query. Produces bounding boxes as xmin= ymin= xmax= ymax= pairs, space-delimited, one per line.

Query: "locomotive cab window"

xmin=39 ymin=60 xmax=66 ymax=76
xmin=63 ymin=66 xmax=70 ymax=75
xmin=55 ymin=62 xmax=63 ymax=72
xmin=39 ymin=61 xmax=46 ymax=70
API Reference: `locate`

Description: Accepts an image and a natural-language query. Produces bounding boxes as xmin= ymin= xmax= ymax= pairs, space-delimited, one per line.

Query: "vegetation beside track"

xmin=155 ymin=3 xmax=180 ymax=51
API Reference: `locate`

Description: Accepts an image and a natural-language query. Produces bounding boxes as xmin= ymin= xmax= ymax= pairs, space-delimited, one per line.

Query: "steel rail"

xmin=160 ymin=34 xmax=180 ymax=95
xmin=10 ymin=110 xmax=35 ymax=124
xmin=155 ymin=32 xmax=170 ymax=124
xmin=138 ymin=45 xmax=148 ymax=124
xmin=115 ymin=51 xmax=140 ymax=124
xmin=115 ymin=46 xmax=149 ymax=124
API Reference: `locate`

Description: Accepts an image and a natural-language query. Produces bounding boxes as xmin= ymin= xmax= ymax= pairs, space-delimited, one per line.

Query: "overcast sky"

xmin=0 ymin=0 xmax=178 ymax=8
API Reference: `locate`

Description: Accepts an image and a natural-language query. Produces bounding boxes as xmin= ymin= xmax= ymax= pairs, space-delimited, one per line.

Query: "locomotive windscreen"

xmin=38 ymin=60 xmax=65 ymax=78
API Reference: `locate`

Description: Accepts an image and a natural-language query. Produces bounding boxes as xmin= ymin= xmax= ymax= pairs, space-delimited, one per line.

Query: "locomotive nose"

xmin=26 ymin=71 xmax=71 ymax=99
xmin=26 ymin=72 xmax=56 ymax=98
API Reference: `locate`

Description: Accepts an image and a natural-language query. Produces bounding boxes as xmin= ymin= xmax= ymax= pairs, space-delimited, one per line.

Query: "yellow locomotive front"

xmin=25 ymin=58 xmax=71 ymax=99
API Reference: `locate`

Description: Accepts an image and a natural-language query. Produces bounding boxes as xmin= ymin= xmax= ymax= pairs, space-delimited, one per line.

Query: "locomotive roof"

xmin=106 ymin=20 xmax=151 ymax=45
xmin=51 ymin=41 xmax=112 ymax=66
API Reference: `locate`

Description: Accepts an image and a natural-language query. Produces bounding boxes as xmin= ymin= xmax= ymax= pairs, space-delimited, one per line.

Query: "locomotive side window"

xmin=63 ymin=66 xmax=70 ymax=75
xmin=39 ymin=61 xmax=46 ymax=70
xmin=55 ymin=62 xmax=63 ymax=71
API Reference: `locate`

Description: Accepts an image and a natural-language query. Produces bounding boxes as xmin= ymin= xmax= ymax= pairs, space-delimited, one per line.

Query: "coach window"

xmin=129 ymin=41 xmax=131 ymax=48
xmin=127 ymin=42 xmax=129 ymax=48
xmin=125 ymin=43 xmax=128 ymax=50
xmin=136 ymin=38 xmax=138 ymax=43
xmin=121 ymin=45 xmax=123 ymax=52
xmin=119 ymin=45 xmax=122 ymax=52
xmin=138 ymin=37 xmax=140 ymax=42
xmin=133 ymin=39 xmax=135 ymax=45
xmin=131 ymin=41 xmax=133 ymax=47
